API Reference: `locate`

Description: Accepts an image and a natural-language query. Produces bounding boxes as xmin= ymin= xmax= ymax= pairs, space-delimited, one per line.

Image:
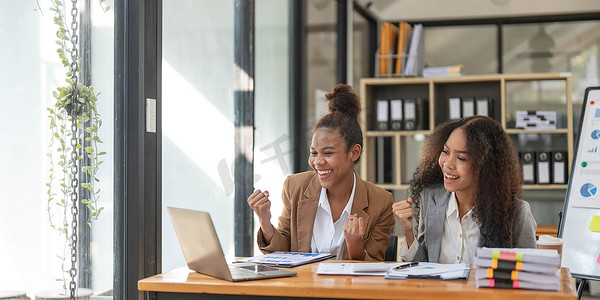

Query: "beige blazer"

xmin=257 ymin=171 xmax=395 ymax=261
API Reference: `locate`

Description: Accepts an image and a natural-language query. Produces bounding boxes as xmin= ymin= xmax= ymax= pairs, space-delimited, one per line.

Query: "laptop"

xmin=167 ymin=206 xmax=297 ymax=281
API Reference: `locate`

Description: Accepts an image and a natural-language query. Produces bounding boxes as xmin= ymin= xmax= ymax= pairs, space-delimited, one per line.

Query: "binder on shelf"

xmin=390 ymin=99 xmax=403 ymax=130
xmin=537 ymin=152 xmax=551 ymax=184
xmin=461 ymin=97 xmax=475 ymax=118
xmin=521 ymin=151 xmax=536 ymax=184
xmin=475 ymin=97 xmax=491 ymax=118
xmin=415 ymin=98 xmax=429 ymax=130
xmin=449 ymin=97 xmax=462 ymax=121
xmin=376 ymin=137 xmax=393 ymax=183
xmin=394 ymin=22 xmax=411 ymax=75
xmin=377 ymin=22 xmax=398 ymax=76
xmin=403 ymin=98 xmax=429 ymax=130
xmin=404 ymin=24 xmax=423 ymax=76
xmin=552 ymin=151 xmax=567 ymax=184
xmin=376 ymin=99 xmax=389 ymax=130
xmin=403 ymin=99 xmax=417 ymax=130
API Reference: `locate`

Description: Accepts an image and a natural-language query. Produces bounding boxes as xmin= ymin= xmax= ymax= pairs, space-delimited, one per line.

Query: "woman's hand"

xmin=344 ymin=214 xmax=366 ymax=260
xmin=392 ymin=197 xmax=415 ymax=246
xmin=247 ymin=189 xmax=275 ymax=242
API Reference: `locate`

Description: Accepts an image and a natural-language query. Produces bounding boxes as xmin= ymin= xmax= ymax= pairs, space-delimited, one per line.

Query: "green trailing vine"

xmin=41 ymin=0 xmax=109 ymax=293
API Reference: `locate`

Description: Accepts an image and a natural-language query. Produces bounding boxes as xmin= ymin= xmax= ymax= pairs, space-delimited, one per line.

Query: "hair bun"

xmin=324 ymin=84 xmax=361 ymax=119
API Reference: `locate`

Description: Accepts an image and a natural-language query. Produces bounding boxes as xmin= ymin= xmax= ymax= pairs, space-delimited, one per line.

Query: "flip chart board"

xmin=559 ymin=87 xmax=600 ymax=280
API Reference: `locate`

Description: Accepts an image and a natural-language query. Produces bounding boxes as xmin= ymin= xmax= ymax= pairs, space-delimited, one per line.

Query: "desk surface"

xmin=138 ymin=263 xmax=577 ymax=300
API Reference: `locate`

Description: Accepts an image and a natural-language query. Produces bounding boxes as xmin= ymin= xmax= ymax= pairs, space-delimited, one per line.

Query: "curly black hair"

xmin=409 ymin=116 xmax=523 ymax=247
xmin=313 ymin=84 xmax=363 ymax=164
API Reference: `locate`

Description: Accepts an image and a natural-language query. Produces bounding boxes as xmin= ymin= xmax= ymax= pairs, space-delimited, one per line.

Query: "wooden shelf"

xmin=505 ymin=129 xmax=569 ymax=134
xmin=359 ymin=72 xmax=573 ymax=196
xmin=365 ymin=130 xmax=430 ymax=137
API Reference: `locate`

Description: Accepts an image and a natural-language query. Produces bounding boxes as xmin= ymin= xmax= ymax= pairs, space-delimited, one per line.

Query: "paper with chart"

xmin=236 ymin=252 xmax=335 ymax=267
xmin=317 ymin=262 xmax=407 ymax=276
xmin=385 ymin=262 xmax=469 ymax=279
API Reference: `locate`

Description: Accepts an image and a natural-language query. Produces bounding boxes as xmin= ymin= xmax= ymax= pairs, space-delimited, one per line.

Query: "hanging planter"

xmin=39 ymin=0 xmax=109 ymax=297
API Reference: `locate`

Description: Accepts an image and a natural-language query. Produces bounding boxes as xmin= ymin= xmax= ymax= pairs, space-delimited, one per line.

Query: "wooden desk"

xmin=139 ymin=263 xmax=577 ymax=300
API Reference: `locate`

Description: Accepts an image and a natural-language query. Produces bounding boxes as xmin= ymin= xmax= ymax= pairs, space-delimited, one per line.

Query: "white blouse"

xmin=310 ymin=173 xmax=356 ymax=259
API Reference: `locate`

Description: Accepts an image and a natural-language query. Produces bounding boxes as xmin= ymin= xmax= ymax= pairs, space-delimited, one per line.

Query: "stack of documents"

xmin=316 ymin=262 xmax=469 ymax=280
xmin=236 ymin=252 xmax=335 ymax=267
xmin=422 ymin=64 xmax=465 ymax=78
xmin=474 ymin=247 xmax=560 ymax=291
xmin=385 ymin=262 xmax=469 ymax=280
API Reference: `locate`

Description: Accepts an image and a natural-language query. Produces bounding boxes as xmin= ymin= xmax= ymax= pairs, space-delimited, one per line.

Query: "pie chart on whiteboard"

xmin=580 ymin=183 xmax=597 ymax=197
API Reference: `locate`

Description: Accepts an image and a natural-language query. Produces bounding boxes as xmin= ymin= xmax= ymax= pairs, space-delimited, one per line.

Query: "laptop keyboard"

xmin=229 ymin=265 xmax=265 ymax=279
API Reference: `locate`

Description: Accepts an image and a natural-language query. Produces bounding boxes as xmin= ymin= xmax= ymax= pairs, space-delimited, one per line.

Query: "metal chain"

xmin=69 ymin=0 xmax=79 ymax=299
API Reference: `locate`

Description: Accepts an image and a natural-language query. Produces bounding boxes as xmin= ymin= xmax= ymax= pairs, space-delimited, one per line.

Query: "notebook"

xmin=167 ymin=207 xmax=297 ymax=281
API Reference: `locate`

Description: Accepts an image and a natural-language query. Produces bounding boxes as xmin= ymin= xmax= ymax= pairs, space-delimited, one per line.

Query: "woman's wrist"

xmin=403 ymin=229 xmax=415 ymax=246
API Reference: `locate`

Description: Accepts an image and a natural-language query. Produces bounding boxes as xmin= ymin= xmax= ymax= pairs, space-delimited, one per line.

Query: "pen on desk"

xmin=394 ymin=262 xmax=419 ymax=270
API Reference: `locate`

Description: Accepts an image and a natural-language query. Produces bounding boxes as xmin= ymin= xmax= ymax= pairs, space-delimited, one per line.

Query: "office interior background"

xmin=1 ymin=0 xmax=599 ymax=298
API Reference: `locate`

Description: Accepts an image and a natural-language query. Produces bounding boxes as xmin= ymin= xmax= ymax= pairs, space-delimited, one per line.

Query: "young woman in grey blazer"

xmin=393 ymin=116 xmax=537 ymax=263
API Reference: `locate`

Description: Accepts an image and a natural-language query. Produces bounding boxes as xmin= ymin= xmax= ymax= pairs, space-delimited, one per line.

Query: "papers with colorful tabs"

xmin=474 ymin=247 xmax=560 ymax=291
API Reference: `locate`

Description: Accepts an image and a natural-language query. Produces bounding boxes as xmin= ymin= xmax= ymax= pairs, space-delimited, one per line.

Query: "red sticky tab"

xmin=499 ymin=250 xmax=516 ymax=261
xmin=489 ymin=279 xmax=495 ymax=288
xmin=513 ymin=280 xmax=520 ymax=289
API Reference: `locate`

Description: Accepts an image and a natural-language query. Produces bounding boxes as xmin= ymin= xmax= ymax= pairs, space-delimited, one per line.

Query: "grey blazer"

xmin=412 ymin=184 xmax=537 ymax=262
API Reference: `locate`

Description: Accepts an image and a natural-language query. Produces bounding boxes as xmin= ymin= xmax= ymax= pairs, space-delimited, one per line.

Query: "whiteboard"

xmin=559 ymin=87 xmax=600 ymax=280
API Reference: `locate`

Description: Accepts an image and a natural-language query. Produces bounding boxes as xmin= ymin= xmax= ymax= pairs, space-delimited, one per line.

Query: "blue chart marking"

xmin=589 ymin=146 xmax=599 ymax=153
xmin=592 ymin=130 xmax=600 ymax=140
xmin=595 ymin=108 xmax=600 ymax=118
xmin=580 ymin=183 xmax=597 ymax=197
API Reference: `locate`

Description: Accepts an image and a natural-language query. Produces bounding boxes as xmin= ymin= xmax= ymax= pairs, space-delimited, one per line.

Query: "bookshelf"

xmin=359 ymin=72 xmax=574 ymax=192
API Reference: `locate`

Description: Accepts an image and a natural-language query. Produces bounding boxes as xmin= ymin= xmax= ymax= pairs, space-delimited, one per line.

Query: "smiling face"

xmin=438 ymin=127 xmax=476 ymax=202
xmin=309 ymin=128 xmax=360 ymax=191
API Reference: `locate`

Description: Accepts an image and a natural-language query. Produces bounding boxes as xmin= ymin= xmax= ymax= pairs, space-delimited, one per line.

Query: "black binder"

xmin=521 ymin=151 xmax=536 ymax=184
xmin=390 ymin=99 xmax=403 ymax=130
xmin=475 ymin=97 xmax=492 ymax=118
xmin=404 ymin=98 xmax=429 ymax=130
xmin=461 ymin=97 xmax=475 ymax=118
xmin=552 ymin=151 xmax=567 ymax=184
xmin=376 ymin=99 xmax=389 ymax=130
xmin=403 ymin=98 xmax=417 ymax=130
xmin=537 ymin=152 xmax=551 ymax=184
xmin=376 ymin=137 xmax=393 ymax=183
xmin=448 ymin=97 xmax=461 ymax=121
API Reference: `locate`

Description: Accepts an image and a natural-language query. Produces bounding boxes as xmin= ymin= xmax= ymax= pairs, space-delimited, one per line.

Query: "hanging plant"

xmin=40 ymin=0 xmax=109 ymax=295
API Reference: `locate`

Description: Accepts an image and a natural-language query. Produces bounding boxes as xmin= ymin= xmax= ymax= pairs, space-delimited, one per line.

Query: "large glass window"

xmin=254 ymin=0 xmax=292 ymax=255
xmin=503 ymin=21 xmax=600 ymax=223
xmin=306 ymin=0 xmax=337 ymax=166
xmin=162 ymin=0 xmax=292 ymax=263
xmin=0 ymin=1 xmax=114 ymax=298
xmin=162 ymin=1 xmax=236 ymax=270
xmin=424 ymin=25 xmax=497 ymax=75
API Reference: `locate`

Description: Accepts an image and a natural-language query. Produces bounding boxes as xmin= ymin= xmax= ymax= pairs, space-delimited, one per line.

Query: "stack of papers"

xmin=316 ymin=262 xmax=469 ymax=280
xmin=235 ymin=252 xmax=335 ymax=267
xmin=422 ymin=65 xmax=465 ymax=78
xmin=385 ymin=262 xmax=469 ymax=280
xmin=474 ymin=247 xmax=560 ymax=291
xmin=317 ymin=262 xmax=404 ymax=276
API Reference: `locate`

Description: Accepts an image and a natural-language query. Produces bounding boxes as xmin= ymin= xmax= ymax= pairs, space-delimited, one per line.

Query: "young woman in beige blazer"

xmin=247 ymin=84 xmax=395 ymax=261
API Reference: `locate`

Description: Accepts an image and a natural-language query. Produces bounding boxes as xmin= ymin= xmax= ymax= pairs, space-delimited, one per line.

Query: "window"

xmin=0 ymin=1 xmax=114 ymax=297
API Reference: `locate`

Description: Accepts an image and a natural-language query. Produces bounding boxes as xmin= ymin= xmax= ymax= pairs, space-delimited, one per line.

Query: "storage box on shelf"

xmin=359 ymin=73 xmax=573 ymax=192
